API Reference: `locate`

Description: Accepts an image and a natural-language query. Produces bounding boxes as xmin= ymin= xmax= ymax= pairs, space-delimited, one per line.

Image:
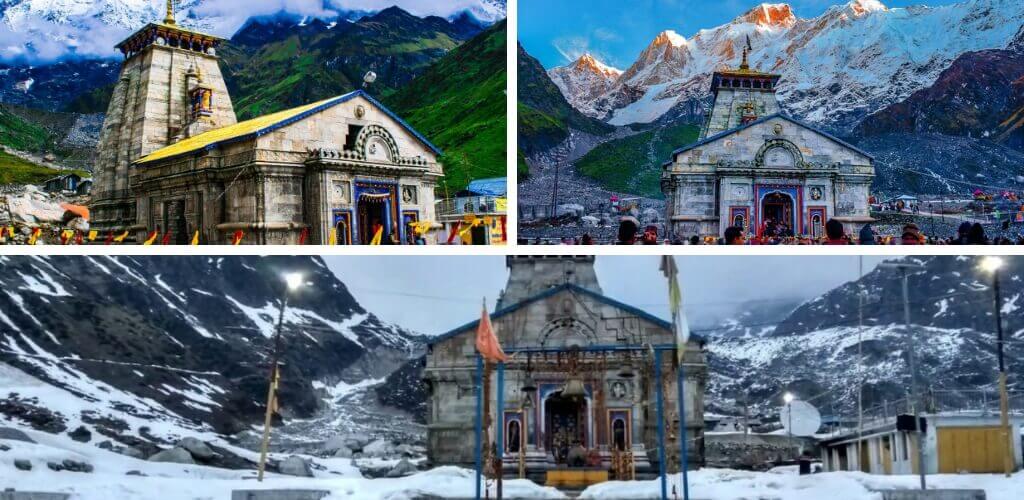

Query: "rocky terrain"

xmin=706 ymin=256 xmax=1023 ymax=422
xmin=0 ymin=256 xmax=428 ymax=476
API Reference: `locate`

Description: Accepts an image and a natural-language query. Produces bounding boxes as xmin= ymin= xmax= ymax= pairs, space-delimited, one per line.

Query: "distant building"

xmin=424 ymin=256 xmax=707 ymax=483
xmin=820 ymin=413 xmax=1024 ymax=474
xmin=662 ymin=41 xmax=874 ymax=239
xmin=43 ymin=173 xmax=83 ymax=194
xmin=90 ymin=1 xmax=442 ymax=244
xmin=76 ymin=179 xmax=93 ymax=196
xmin=436 ymin=177 xmax=507 ymax=244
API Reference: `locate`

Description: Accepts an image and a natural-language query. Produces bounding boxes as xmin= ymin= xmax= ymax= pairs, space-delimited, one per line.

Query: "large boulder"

xmin=68 ymin=426 xmax=91 ymax=443
xmin=147 ymin=447 xmax=195 ymax=464
xmin=362 ymin=439 xmax=391 ymax=458
xmin=278 ymin=455 xmax=313 ymax=477
xmin=386 ymin=458 xmax=417 ymax=478
xmin=177 ymin=437 xmax=215 ymax=460
xmin=556 ymin=204 xmax=585 ymax=218
xmin=0 ymin=427 xmax=36 ymax=443
xmin=14 ymin=459 xmax=32 ymax=471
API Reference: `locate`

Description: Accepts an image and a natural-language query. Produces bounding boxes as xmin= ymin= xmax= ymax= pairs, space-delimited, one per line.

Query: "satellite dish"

xmin=362 ymin=71 xmax=377 ymax=87
xmin=780 ymin=400 xmax=821 ymax=437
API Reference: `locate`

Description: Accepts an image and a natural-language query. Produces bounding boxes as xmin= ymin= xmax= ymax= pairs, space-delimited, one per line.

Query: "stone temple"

xmin=661 ymin=43 xmax=874 ymax=240
xmin=424 ymin=256 xmax=707 ymax=486
xmin=90 ymin=2 xmax=442 ymax=244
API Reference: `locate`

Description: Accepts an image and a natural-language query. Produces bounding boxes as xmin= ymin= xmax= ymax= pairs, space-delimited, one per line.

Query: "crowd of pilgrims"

xmin=540 ymin=217 xmax=1024 ymax=245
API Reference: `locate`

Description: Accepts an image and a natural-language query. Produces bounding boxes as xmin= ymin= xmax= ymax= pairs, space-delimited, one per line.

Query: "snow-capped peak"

xmin=736 ymin=3 xmax=797 ymax=28
xmin=846 ymin=0 xmax=887 ymax=16
xmin=572 ymin=53 xmax=622 ymax=78
xmin=651 ymin=29 xmax=688 ymax=47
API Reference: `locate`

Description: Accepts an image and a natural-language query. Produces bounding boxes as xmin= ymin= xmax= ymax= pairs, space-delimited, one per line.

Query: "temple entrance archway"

xmin=761 ymin=191 xmax=794 ymax=235
xmin=544 ymin=392 xmax=589 ymax=463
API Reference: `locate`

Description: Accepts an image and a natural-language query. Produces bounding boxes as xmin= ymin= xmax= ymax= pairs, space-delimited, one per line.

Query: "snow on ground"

xmin=579 ymin=468 xmax=1024 ymax=500
xmin=0 ymin=427 xmax=561 ymax=500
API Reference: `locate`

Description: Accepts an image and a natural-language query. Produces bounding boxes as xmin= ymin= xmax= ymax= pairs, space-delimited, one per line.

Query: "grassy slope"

xmin=383 ymin=21 xmax=506 ymax=192
xmin=575 ymin=122 xmax=700 ymax=199
xmin=0 ymin=150 xmax=88 ymax=185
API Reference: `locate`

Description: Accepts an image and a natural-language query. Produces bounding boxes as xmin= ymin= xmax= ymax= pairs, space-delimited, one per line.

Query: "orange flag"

xmin=475 ymin=299 xmax=507 ymax=363
xmin=231 ymin=230 xmax=244 ymax=245
xmin=143 ymin=230 xmax=159 ymax=245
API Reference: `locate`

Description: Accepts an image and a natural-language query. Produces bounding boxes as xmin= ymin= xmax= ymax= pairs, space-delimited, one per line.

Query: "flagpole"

xmin=497 ymin=362 xmax=505 ymax=500
xmin=655 ymin=348 xmax=668 ymax=500
xmin=475 ymin=353 xmax=483 ymax=500
xmin=677 ymin=356 xmax=690 ymax=500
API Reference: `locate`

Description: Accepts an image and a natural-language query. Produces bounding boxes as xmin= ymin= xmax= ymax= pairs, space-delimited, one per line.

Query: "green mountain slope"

xmin=383 ymin=20 xmax=506 ymax=192
xmin=517 ymin=43 xmax=612 ymax=162
xmin=575 ymin=121 xmax=700 ymax=199
xmin=221 ymin=7 xmax=480 ymax=120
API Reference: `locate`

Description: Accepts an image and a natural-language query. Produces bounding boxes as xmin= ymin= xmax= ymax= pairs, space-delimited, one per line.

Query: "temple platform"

xmin=544 ymin=468 xmax=608 ymax=489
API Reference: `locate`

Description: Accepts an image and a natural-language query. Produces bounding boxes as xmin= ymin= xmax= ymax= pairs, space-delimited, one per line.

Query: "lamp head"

xmin=980 ymin=256 xmax=1004 ymax=274
xmin=285 ymin=272 xmax=304 ymax=291
xmin=783 ymin=392 xmax=795 ymax=404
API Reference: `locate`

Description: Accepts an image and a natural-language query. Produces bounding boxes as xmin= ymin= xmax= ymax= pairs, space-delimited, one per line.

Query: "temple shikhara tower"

xmin=661 ymin=39 xmax=874 ymax=240
xmin=424 ymin=256 xmax=707 ymax=486
xmin=90 ymin=1 xmax=442 ymax=244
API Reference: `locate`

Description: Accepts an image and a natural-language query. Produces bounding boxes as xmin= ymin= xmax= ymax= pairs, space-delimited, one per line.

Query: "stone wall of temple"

xmin=703 ymin=87 xmax=781 ymax=139
xmin=424 ymin=283 xmax=707 ymax=471
xmin=92 ymin=42 xmax=235 ymax=232
xmin=497 ymin=256 xmax=601 ymax=309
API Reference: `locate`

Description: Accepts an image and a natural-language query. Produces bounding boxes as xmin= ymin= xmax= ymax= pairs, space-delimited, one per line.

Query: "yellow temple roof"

xmin=135 ymin=90 xmax=441 ymax=165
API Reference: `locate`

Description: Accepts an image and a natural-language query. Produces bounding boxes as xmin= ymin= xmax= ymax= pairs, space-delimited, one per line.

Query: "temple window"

xmin=344 ymin=125 xmax=363 ymax=151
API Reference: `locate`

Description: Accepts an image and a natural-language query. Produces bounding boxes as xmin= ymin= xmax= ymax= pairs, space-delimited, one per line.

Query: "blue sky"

xmin=519 ymin=0 xmax=963 ymax=69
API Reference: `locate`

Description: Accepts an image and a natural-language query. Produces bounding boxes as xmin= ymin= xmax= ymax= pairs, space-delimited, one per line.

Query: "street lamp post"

xmin=981 ymin=256 xmax=1013 ymax=477
xmin=879 ymin=261 xmax=926 ymax=490
xmin=256 ymin=272 xmax=305 ymax=482
xmin=783 ymin=392 xmax=794 ymax=459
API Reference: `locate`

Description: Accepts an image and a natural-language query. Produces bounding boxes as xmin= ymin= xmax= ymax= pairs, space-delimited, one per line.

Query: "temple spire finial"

xmin=739 ymin=35 xmax=751 ymax=70
xmin=164 ymin=0 xmax=176 ymax=25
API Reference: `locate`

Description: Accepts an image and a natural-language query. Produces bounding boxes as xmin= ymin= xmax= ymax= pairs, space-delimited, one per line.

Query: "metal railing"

xmin=436 ymin=196 xmax=503 ymax=217
xmin=850 ymin=390 xmax=1024 ymax=432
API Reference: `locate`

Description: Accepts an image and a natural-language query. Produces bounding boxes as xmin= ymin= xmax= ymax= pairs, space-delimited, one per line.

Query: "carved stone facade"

xmin=130 ymin=93 xmax=443 ymax=244
xmin=424 ymin=257 xmax=707 ymax=476
xmin=91 ymin=22 xmax=235 ymax=232
xmin=91 ymin=8 xmax=441 ymax=244
xmin=662 ymin=62 xmax=874 ymax=239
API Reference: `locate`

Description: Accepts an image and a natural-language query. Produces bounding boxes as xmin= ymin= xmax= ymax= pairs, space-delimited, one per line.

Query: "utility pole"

xmin=880 ymin=261 xmax=926 ymax=489
xmin=857 ymin=256 xmax=866 ymax=471
xmin=981 ymin=257 xmax=1013 ymax=477
xmin=257 ymin=273 xmax=304 ymax=482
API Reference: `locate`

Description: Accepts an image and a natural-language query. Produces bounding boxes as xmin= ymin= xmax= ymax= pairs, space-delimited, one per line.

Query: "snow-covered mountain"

xmin=0 ymin=0 xmax=507 ymax=62
xmin=560 ymin=0 xmax=1024 ymax=130
xmin=0 ymin=256 xmax=422 ymax=450
xmin=707 ymin=256 xmax=1023 ymax=421
xmin=547 ymin=53 xmax=622 ymax=119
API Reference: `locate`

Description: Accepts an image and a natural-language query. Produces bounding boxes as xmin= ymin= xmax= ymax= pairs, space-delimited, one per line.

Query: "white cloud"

xmin=0 ymin=0 xmax=506 ymax=63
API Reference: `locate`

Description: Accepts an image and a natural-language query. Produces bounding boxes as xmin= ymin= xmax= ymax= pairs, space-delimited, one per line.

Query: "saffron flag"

xmin=88 ymin=230 xmax=98 ymax=241
xmin=74 ymin=231 xmax=83 ymax=245
xmin=298 ymin=227 xmax=310 ymax=245
xmin=6 ymin=227 xmax=13 ymax=238
xmin=60 ymin=230 xmax=74 ymax=244
xmin=113 ymin=230 xmax=130 ymax=243
xmin=104 ymin=232 xmax=115 ymax=245
xmin=369 ymin=226 xmax=383 ymax=245
xmin=143 ymin=230 xmax=159 ymax=245
xmin=231 ymin=230 xmax=244 ymax=245
xmin=660 ymin=256 xmax=690 ymax=363
xmin=161 ymin=231 xmax=172 ymax=245
xmin=475 ymin=299 xmax=508 ymax=362
xmin=328 ymin=228 xmax=337 ymax=245
xmin=190 ymin=231 xmax=199 ymax=245
xmin=27 ymin=228 xmax=42 ymax=245
xmin=446 ymin=222 xmax=461 ymax=244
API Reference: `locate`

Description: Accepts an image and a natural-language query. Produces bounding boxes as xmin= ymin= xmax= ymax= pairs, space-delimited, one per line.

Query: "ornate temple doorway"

xmin=544 ymin=392 xmax=588 ymax=462
xmin=761 ymin=192 xmax=795 ymax=234
xmin=357 ymin=196 xmax=387 ymax=244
